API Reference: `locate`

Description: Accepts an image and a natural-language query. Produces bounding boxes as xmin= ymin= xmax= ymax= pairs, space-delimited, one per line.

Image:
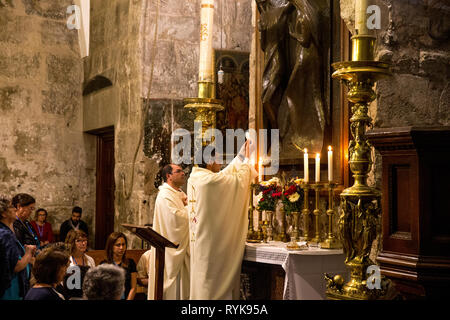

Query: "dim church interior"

xmin=1 ymin=0 xmax=449 ymax=300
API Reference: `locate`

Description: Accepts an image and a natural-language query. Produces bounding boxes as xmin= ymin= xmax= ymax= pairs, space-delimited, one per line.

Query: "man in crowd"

xmin=188 ymin=140 xmax=256 ymax=299
xmin=59 ymin=206 xmax=88 ymax=243
xmin=148 ymin=164 xmax=190 ymax=300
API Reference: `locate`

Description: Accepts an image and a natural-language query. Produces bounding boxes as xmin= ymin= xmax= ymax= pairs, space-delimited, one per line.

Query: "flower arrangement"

xmin=256 ymin=177 xmax=282 ymax=211
xmin=282 ymin=177 xmax=305 ymax=214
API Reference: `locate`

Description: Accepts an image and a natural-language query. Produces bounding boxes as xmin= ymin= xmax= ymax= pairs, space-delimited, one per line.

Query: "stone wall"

xmin=0 ymin=0 xmax=96 ymax=240
xmin=0 ymin=0 xmax=254 ymax=249
xmin=83 ymin=0 xmax=147 ymax=248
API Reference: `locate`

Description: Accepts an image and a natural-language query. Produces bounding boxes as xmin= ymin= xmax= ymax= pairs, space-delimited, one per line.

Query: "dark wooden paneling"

xmin=368 ymin=126 xmax=450 ymax=299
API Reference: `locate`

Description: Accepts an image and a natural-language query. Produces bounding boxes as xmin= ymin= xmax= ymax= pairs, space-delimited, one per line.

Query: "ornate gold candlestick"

xmin=247 ymin=184 xmax=260 ymax=243
xmin=320 ymin=182 xmax=341 ymax=249
xmin=325 ymin=34 xmax=393 ymax=300
xmin=300 ymin=183 xmax=311 ymax=241
xmin=184 ymin=49 xmax=223 ymax=146
xmin=256 ymin=209 xmax=264 ymax=241
xmin=309 ymin=183 xmax=323 ymax=246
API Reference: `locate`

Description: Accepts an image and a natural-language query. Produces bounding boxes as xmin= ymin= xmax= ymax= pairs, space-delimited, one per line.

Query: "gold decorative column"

xmin=325 ymin=31 xmax=393 ymax=299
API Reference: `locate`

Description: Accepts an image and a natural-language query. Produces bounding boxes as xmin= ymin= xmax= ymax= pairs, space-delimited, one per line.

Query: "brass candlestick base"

xmin=320 ymin=182 xmax=341 ymax=249
xmin=256 ymin=210 xmax=264 ymax=241
xmin=184 ymin=78 xmax=223 ymax=147
xmin=247 ymin=185 xmax=261 ymax=243
xmin=325 ymin=35 xmax=395 ymax=300
xmin=299 ymin=183 xmax=311 ymax=242
xmin=308 ymin=183 xmax=323 ymax=246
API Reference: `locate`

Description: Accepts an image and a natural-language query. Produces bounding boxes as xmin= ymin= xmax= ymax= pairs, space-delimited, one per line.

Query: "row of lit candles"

xmin=257 ymin=146 xmax=333 ymax=183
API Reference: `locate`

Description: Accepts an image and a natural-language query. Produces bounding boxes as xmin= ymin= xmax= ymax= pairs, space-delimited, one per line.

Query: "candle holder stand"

xmin=256 ymin=209 xmax=264 ymax=241
xmin=247 ymin=185 xmax=260 ymax=243
xmin=184 ymin=75 xmax=223 ymax=146
xmin=308 ymin=183 xmax=323 ymax=246
xmin=324 ymin=34 xmax=396 ymax=300
xmin=320 ymin=182 xmax=341 ymax=249
xmin=300 ymin=183 xmax=312 ymax=242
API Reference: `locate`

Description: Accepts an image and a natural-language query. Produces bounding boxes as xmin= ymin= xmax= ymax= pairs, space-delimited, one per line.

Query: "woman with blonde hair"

xmin=101 ymin=232 xmax=137 ymax=300
xmin=65 ymin=229 xmax=95 ymax=268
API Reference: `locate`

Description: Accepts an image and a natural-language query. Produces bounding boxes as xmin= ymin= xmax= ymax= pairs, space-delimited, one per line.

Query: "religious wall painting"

xmin=256 ymin=0 xmax=335 ymax=162
xmin=215 ymin=50 xmax=250 ymax=133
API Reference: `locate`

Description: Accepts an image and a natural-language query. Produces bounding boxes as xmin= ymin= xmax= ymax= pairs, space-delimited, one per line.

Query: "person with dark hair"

xmin=30 ymin=208 xmax=54 ymax=248
xmin=0 ymin=196 xmax=36 ymax=300
xmin=24 ymin=245 xmax=69 ymax=300
xmin=59 ymin=206 xmax=89 ymax=243
xmin=12 ymin=193 xmax=40 ymax=249
xmin=188 ymin=140 xmax=257 ymax=299
xmin=83 ymin=264 xmax=125 ymax=300
xmin=148 ymin=163 xmax=189 ymax=300
xmin=101 ymin=232 xmax=137 ymax=300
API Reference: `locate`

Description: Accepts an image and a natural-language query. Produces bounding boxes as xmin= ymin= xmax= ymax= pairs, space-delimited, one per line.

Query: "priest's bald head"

xmin=161 ymin=164 xmax=186 ymax=189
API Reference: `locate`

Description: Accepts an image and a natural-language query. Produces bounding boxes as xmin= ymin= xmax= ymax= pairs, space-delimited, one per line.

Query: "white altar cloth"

xmin=243 ymin=241 xmax=347 ymax=300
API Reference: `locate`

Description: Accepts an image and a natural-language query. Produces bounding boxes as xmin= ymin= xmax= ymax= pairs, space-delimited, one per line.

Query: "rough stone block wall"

xmin=0 ymin=0 xmax=96 ymax=241
xmin=84 ymin=0 xmax=147 ymax=248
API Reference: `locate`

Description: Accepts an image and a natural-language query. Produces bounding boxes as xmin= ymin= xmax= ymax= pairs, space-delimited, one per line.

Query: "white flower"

xmin=288 ymin=192 xmax=300 ymax=202
xmin=260 ymin=181 xmax=270 ymax=187
xmin=268 ymin=177 xmax=281 ymax=186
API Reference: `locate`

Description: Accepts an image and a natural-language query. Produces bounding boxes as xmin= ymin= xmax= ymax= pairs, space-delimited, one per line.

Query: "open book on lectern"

xmin=121 ymin=223 xmax=179 ymax=250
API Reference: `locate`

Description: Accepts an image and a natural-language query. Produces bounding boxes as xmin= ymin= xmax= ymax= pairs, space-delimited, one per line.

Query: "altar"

xmin=242 ymin=241 xmax=347 ymax=300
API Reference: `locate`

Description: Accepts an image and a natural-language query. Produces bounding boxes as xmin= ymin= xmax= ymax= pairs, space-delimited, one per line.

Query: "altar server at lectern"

xmin=148 ymin=164 xmax=190 ymax=300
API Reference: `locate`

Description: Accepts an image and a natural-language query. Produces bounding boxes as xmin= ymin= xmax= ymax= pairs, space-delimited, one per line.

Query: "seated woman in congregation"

xmin=82 ymin=264 xmax=126 ymax=300
xmin=24 ymin=246 xmax=69 ymax=300
xmin=101 ymin=232 xmax=137 ymax=300
xmin=30 ymin=208 xmax=54 ymax=248
xmin=65 ymin=230 xmax=95 ymax=268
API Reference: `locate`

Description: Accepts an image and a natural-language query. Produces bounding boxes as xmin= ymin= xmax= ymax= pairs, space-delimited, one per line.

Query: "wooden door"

xmin=95 ymin=127 xmax=115 ymax=249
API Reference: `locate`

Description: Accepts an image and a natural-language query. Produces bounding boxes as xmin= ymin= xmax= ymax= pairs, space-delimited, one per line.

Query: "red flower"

xmin=272 ymin=192 xmax=282 ymax=198
xmin=263 ymin=189 xmax=271 ymax=195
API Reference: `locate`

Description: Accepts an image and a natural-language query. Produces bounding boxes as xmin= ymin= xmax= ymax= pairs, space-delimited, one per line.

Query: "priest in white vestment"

xmin=148 ymin=164 xmax=190 ymax=300
xmin=188 ymin=141 xmax=257 ymax=299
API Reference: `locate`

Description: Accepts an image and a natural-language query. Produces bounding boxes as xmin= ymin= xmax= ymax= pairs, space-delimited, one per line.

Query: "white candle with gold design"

xmin=355 ymin=0 xmax=369 ymax=35
xmin=199 ymin=0 xmax=215 ymax=82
